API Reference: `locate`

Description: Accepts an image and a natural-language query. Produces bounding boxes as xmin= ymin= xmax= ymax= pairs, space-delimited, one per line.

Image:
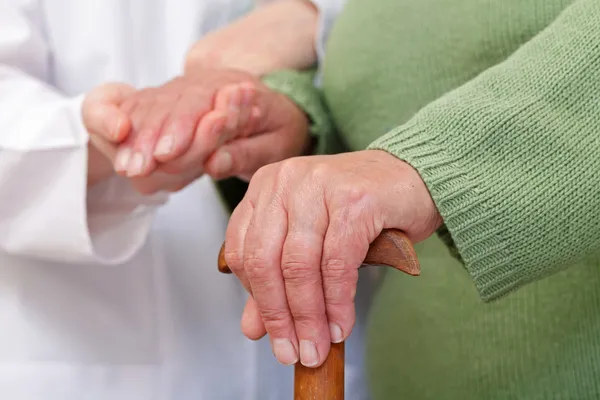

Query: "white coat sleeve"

xmin=0 ymin=1 xmax=167 ymax=265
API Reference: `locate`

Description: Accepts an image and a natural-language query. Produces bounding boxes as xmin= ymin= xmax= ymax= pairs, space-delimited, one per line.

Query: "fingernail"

xmin=273 ymin=339 xmax=298 ymax=366
xmin=115 ymin=148 xmax=131 ymax=172
xmin=329 ymin=323 xmax=344 ymax=343
xmin=212 ymin=150 xmax=233 ymax=175
xmin=300 ymin=340 xmax=319 ymax=367
xmin=154 ymin=135 xmax=174 ymax=157
xmin=127 ymin=152 xmax=145 ymax=176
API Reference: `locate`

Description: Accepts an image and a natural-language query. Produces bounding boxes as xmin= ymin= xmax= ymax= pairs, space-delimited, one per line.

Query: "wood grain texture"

xmin=295 ymin=342 xmax=345 ymax=400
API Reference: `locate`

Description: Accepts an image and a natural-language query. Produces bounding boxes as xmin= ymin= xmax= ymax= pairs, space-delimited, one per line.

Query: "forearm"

xmin=369 ymin=0 xmax=600 ymax=300
xmin=185 ymin=0 xmax=320 ymax=76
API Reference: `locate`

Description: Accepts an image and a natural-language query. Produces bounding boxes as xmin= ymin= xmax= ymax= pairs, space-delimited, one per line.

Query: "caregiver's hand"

xmin=224 ymin=150 xmax=443 ymax=367
xmin=83 ymin=82 xmax=208 ymax=194
xmin=109 ymin=71 xmax=311 ymax=183
xmin=112 ymin=69 xmax=260 ymax=178
xmin=82 ymin=82 xmax=134 ymax=186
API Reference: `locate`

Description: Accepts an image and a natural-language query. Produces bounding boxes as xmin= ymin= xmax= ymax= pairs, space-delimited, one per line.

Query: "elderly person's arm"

xmin=366 ymin=0 xmax=600 ymax=300
xmin=223 ymin=0 xmax=600 ymax=368
xmin=185 ymin=0 xmax=345 ymax=75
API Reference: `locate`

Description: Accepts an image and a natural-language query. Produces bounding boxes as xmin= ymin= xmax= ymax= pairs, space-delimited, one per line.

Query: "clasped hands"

xmin=84 ymin=68 xmax=442 ymax=368
xmin=84 ymin=68 xmax=310 ymax=191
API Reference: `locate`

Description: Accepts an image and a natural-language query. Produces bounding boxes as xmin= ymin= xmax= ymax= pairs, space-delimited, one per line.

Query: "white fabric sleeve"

xmin=0 ymin=1 xmax=167 ymax=265
xmin=308 ymin=0 xmax=346 ymax=84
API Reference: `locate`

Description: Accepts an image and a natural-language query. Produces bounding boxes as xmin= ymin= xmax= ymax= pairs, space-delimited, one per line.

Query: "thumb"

xmin=241 ymin=296 xmax=267 ymax=341
xmin=82 ymin=82 xmax=135 ymax=143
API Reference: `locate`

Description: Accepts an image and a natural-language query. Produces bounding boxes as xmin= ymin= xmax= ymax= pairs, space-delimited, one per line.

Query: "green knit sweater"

xmin=262 ymin=0 xmax=600 ymax=398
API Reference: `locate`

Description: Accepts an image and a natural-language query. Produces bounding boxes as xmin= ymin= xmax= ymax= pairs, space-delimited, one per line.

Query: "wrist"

xmin=184 ymin=0 xmax=319 ymax=76
xmin=374 ymin=150 xmax=443 ymax=241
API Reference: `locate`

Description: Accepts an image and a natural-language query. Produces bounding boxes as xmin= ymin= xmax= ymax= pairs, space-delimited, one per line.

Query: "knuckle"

xmin=290 ymin=309 xmax=324 ymax=327
xmin=259 ymin=308 xmax=293 ymax=335
xmin=321 ymin=257 xmax=350 ymax=278
xmin=251 ymin=163 xmax=275 ymax=183
xmin=277 ymin=159 xmax=300 ymax=179
xmin=224 ymin=249 xmax=244 ymax=271
xmin=243 ymin=251 xmax=271 ymax=279
xmin=281 ymin=260 xmax=319 ymax=286
xmin=260 ymin=307 xmax=290 ymax=324
xmin=341 ymin=184 xmax=371 ymax=206
xmin=310 ymin=162 xmax=332 ymax=183
xmin=321 ymin=258 xmax=357 ymax=303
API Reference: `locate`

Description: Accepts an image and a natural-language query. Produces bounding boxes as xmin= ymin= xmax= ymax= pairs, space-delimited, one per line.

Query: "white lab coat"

xmin=0 ymin=0 xmax=370 ymax=399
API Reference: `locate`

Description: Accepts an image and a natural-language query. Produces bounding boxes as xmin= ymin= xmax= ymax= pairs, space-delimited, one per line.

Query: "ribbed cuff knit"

xmin=369 ymin=119 xmax=516 ymax=301
xmin=262 ymin=69 xmax=346 ymax=155
xmin=369 ymin=0 xmax=600 ymax=301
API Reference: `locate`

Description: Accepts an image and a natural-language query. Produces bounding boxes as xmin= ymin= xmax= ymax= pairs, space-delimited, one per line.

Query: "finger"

xmin=126 ymin=99 xmax=172 ymax=177
xmin=129 ymin=165 xmax=203 ymax=195
xmin=240 ymin=106 xmax=262 ymax=138
xmin=114 ymin=100 xmax=147 ymax=176
xmin=89 ymin=134 xmax=118 ymax=161
xmin=217 ymin=84 xmax=242 ymax=143
xmin=224 ymin=196 xmax=255 ymax=293
xmin=236 ymin=82 xmax=257 ymax=138
xmin=282 ymin=184 xmax=330 ymax=367
xmin=243 ymin=179 xmax=299 ymax=366
xmin=204 ymin=129 xmax=300 ymax=181
xmin=241 ymin=296 xmax=267 ymax=340
xmin=83 ymin=83 xmax=135 ymax=142
xmin=158 ymin=110 xmax=228 ymax=175
xmin=153 ymin=90 xmax=212 ymax=163
xmin=320 ymin=204 xmax=370 ymax=345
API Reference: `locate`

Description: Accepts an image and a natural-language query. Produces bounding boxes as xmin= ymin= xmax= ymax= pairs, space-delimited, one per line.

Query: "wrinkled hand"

xmin=224 ymin=150 xmax=442 ymax=367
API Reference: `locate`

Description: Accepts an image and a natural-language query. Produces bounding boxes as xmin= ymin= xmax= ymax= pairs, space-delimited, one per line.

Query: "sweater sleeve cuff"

xmin=368 ymin=119 xmax=524 ymax=301
xmin=261 ymin=69 xmax=345 ymax=155
xmin=369 ymin=0 xmax=600 ymax=302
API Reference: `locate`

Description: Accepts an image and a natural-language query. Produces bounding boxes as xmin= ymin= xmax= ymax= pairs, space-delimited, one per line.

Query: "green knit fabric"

xmin=262 ymin=0 xmax=600 ymax=397
xmin=261 ymin=69 xmax=346 ymax=155
xmin=366 ymin=0 xmax=600 ymax=301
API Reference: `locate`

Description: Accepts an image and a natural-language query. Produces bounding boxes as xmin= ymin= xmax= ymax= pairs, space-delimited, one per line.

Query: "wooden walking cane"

xmin=217 ymin=229 xmax=420 ymax=400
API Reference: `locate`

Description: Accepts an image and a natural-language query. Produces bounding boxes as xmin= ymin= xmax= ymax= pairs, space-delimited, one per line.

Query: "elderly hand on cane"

xmin=212 ymin=85 xmax=443 ymax=368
